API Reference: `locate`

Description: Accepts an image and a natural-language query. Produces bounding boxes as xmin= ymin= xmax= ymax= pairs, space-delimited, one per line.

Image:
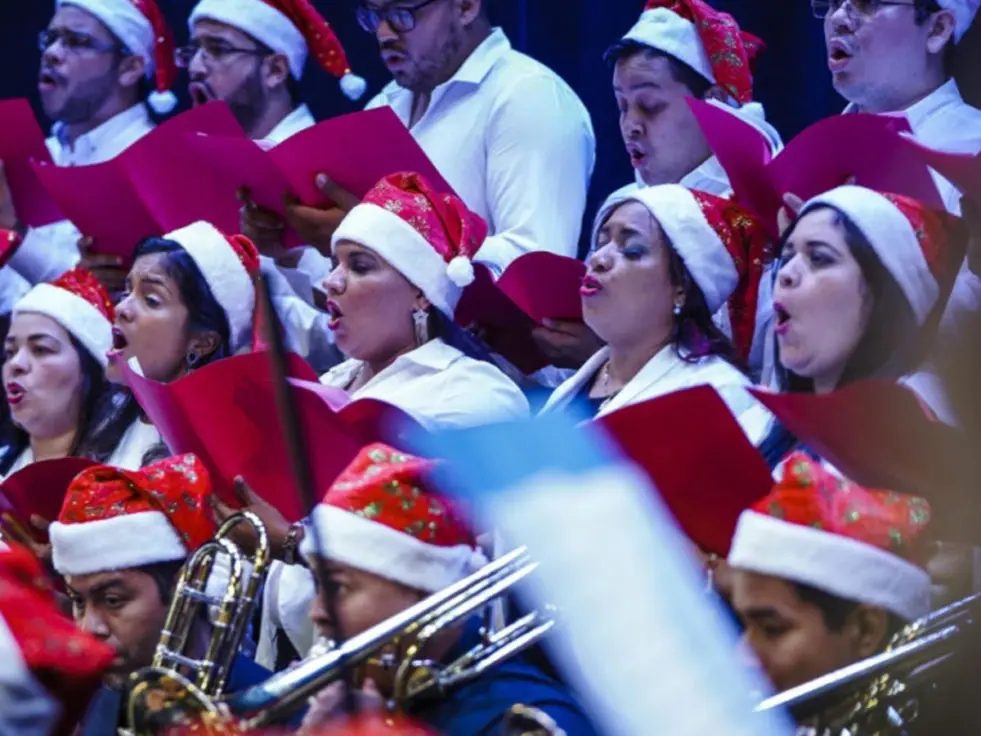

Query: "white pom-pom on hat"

xmin=446 ymin=255 xmax=475 ymax=287
xmin=340 ymin=72 xmax=368 ymax=101
xmin=147 ymin=89 xmax=178 ymax=115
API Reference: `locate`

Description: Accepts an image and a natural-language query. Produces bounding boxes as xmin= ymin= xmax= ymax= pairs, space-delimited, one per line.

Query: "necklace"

xmin=596 ymin=361 xmax=621 ymax=410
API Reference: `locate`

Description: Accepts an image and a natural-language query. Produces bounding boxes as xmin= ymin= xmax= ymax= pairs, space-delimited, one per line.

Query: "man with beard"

xmin=0 ymin=0 xmax=177 ymax=315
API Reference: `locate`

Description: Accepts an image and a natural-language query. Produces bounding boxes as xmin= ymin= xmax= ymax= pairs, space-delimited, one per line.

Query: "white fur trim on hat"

xmin=598 ymin=184 xmax=739 ymax=313
xmin=729 ymin=510 xmax=931 ymax=621
xmin=623 ymin=8 xmax=715 ymax=87
xmin=190 ymin=0 xmax=308 ymax=79
xmin=165 ymin=221 xmax=255 ymax=352
xmin=938 ymin=0 xmax=980 ymax=42
xmin=332 ymin=203 xmax=461 ymax=318
xmin=803 ymin=186 xmax=938 ymax=325
xmin=300 ymin=505 xmax=488 ymax=593
xmin=59 ymin=0 xmax=156 ymax=74
xmin=50 ymin=511 xmax=188 ymax=577
xmin=15 ymin=283 xmax=112 ymax=367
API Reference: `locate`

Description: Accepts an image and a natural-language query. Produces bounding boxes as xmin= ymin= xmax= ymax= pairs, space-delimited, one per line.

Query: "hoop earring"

xmin=186 ymin=350 xmax=199 ymax=369
xmin=412 ymin=307 xmax=429 ymax=347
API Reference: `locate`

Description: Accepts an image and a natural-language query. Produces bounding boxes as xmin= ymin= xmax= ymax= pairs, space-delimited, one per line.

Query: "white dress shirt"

xmin=0 ymin=104 xmax=155 ymax=313
xmin=541 ymin=344 xmax=768 ymax=445
xmin=366 ymin=28 xmax=596 ymax=272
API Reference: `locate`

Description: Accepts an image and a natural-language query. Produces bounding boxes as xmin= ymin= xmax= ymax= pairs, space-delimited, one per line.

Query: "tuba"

xmin=126 ymin=545 xmax=556 ymax=733
xmin=123 ymin=510 xmax=271 ymax=736
xmin=755 ymin=593 xmax=980 ymax=734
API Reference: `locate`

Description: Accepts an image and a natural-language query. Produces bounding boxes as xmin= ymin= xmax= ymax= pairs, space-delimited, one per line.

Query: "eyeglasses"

xmin=175 ymin=39 xmax=266 ymax=69
xmin=811 ymin=0 xmax=917 ymax=19
xmin=38 ymin=29 xmax=122 ymax=55
xmin=356 ymin=0 xmax=443 ymax=34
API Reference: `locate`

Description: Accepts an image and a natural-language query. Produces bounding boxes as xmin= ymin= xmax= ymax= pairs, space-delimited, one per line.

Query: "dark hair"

xmin=0 ymin=333 xmax=137 ymax=476
xmin=793 ymin=581 xmax=903 ymax=648
xmin=136 ymin=559 xmax=187 ymax=605
xmin=427 ymin=307 xmax=496 ymax=364
xmin=604 ymin=40 xmax=714 ymax=99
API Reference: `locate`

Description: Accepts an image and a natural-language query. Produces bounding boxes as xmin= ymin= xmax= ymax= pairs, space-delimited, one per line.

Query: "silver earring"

xmin=186 ymin=350 xmax=199 ymax=368
xmin=412 ymin=307 xmax=429 ymax=346
xmin=672 ymin=303 xmax=682 ymax=317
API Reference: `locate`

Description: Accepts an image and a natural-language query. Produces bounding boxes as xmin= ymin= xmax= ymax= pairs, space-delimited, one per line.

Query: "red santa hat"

xmin=49 ymin=454 xmax=215 ymax=577
xmin=800 ymin=186 xmax=950 ymax=326
xmin=300 ymin=443 xmax=488 ymax=593
xmin=189 ymin=0 xmax=366 ymax=100
xmin=58 ymin=0 xmax=178 ymax=114
xmin=596 ymin=184 xmax=771 ymax=361
xmin=163 ymin=221 xmax=261 ymax=353
xmin=14 ymin=267 xmax=115 ymax=367
xmin=0 ymin=547 xmax=116 ymax=736
xmin=729 ymin=452 xmax=932 ymax=621
xmin=332 ymin=173 xmax=489 ymax=319
xmin=622 ymin=0 xmax=764 ymax=105
xmin=938 ymin=0 xmax=981 ymax=42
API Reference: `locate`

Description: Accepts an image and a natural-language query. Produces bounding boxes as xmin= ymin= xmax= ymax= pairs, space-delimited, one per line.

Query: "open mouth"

xmin=774 ymin=303 xmax=792 ymax=334
xmin=111 ymin=327 xmax=129 ymax=351
xmin=188 ymin=82 xmax=212 ymax=105
xmin=38 ymin=70 xmax=60 ymax=91
xmin=627 ymin=145 xmax=647 ymax=167
xmin=325 ymin=300 xmax=344 ymax=330
xmin=828 ymin=39 xmax=853 ymax=68
xmin=580 ymin=275 xmax=603 ymax=297
xmin=5 ymin=383 xmax=24 ymax=406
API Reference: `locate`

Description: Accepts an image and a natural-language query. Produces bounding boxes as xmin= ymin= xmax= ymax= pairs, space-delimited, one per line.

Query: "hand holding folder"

xmin=0 ymin=457 xmax=96 ymax=545
xmin=0 ymin=98 xmax=61 ymax=228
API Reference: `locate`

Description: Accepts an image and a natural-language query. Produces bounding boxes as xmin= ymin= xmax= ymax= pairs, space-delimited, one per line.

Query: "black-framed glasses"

xmin=811 ymin=0 xmax=917 ymax=19
xmin=356 ymin=0 xmax=443 ymax=34
xmin=38 ymin=29 xmax=122 ymax=55
xmin=175 ymin=39 xmax=266 ymax=68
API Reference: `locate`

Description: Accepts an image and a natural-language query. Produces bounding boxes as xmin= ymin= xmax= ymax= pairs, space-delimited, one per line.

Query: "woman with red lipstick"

xmin=756 ymin=185 xmax=955 ymax=466
xmin=540 ymin=184 xmax=770 ymax=443
xmin=0 ymin=268 xmax=133 ymax=478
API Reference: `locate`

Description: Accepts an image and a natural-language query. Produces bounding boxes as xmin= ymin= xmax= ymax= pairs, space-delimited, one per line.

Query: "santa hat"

xmin=300 ymin=443 xmax=488 ymax=593
xmin=14 ymin=267 xmax=115 ymax=367
xmin=596 ymin=184 xmax=771 ymax=360
xmin=938 ymin=0 xmax=980 ymax=42
xmin=164 ymin=221 xmax=261 ymax=353
xmin=58 ymin=0 xmax=178 ymax=114
xmin=332 ymin=173 xmax=489 ymax=319
xmin=622 ymin=0 xmax=764 ymax=105
xmin=801 ymin=186 xmax=950 ymax=325
xmin=729 ymin=452 xmax=932 ymax=621
xmin=189 ymin=0 xmax=366 ymax=100
xmin=0 ymin=547 xmax=116 ymax=736
xmin=50 ymin=454 xmax=215 ymax=577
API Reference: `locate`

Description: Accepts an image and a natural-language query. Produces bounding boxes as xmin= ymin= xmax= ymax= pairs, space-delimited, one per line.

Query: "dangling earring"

xmin=672 ymin=302 xmax=682 ymax=318
xmin=186 ymin=350 xmax=199 ymax=369
xmin=412 ymin=307 xmax=429 ymax=347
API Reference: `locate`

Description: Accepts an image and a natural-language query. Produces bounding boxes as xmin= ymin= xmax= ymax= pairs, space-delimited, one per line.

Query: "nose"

xmin=78 ymin=607 xmax=110 ymax=640
xmin=621 ymin=109 xmax=643 ymax=140
xmin=115 ymin=293 xmax=136 ymax=323
xmin=375 ymin=17 xmax=399 ymax=46
xmin=776 ymin=256 xmax=800 ymax=290
xmin=586 ymin=243 xmax=613 ymax=273
xmin=41 ymin=40 xmax=66 ymax=68
xmin=827 ymin=1 xmax=854 ymax=32
xmin=736 ymin=634 xmax=764 ymax=675
xmin=5 ymin=346 xmax=29 ymax=376
xmin=322 ymin=264 xmax=345 ymax=296
xmin=187 ymin=47 xmax=208 ymax=78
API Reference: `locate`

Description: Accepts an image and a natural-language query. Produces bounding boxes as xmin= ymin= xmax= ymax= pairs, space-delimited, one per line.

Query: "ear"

xmin=187 ymin=330 xmax=221 ymax=362
xmin=925 ymin=9 xmax=957 ymax=54
xmin=457 ymin=0 xmax=483 ymax=26
xmin=702 ymin=85 xmax=728 ymax=103
xmin=262 ymin=52 xmax=292 ymax=92
xmin=413 ymin=291 xmax=432 ymax=313
xmin=117 ymin=54 xmax=146 ymax=89
xmin=673 ymin=285 xmax=687 ymax=312
xmin=849 ymin=604 xmax=891 ymax=659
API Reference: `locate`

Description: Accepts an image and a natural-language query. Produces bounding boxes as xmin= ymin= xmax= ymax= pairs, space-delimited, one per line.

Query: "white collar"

xmin=326 ymin=339 xmax=463 ymax=390
xmin=264 ymin=104 xmax=316 ymax=145
xmin=841 ymin=78 xmax=964 ymax=130
xmin=52 ymin=103 xmax=149 ymax=158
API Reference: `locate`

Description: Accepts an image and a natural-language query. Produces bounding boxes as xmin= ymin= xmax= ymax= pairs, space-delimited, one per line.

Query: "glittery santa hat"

xmin=58 ymin=0 xmax=178 ymax=114
xmin=49 ymin=454 xmax=215 ymax=577
xmin=332 ymin=172 xmax=489 ymax=319
xmin=622 ymin=0 xmax=764 ymax=104
xmin=800 ymin=186 xmax=951 ymax=325
xmin=938 ymin=0 xmax=980 ymax=42
xmin=14 ymin=267 xmax=115 ymax=367
xmin=300 ymin=443 xmax=488 ymax=593
xmin=0 ymin=546 xmax=116 ymax=736
xmin=729 ymin=452 xmax=932 ymax=621
xmin=596 ymin=184 xmax=771 ymax=360
xmin=189 ymin=0 xmax=367 ymax=100
xmin=163 ymin=221 xmax=261 ymax=353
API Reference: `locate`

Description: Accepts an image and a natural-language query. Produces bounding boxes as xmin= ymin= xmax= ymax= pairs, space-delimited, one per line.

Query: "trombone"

xmin=123 ymin=511 xmax=271 ymax=736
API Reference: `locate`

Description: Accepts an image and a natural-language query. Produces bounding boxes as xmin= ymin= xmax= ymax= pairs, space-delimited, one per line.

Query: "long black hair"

xmin=759 ymin=205 xmax=922 ymax=467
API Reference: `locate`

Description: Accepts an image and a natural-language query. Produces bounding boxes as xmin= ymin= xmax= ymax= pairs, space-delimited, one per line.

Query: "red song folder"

xmin=899 ymin=136 xmax=981 ymax=208
xmin=596 ymin=385 xmax=772 ymax=556
xmin=0 ymin=98 xmax=62 ymax=228
xmin=455 ymin=252 xmax=586 ymax=375
xmin=0 ymin=457 xmax=96 ymax=544
xmin=185 ymin=106 xmax=455 ymax=247
xmin=30 ymin=102 xmax=245 ymax=261
xmin=122 ymin=352 xmax=424 ymax=522
xmin=689 ymin=99 xmax=945 ymax=236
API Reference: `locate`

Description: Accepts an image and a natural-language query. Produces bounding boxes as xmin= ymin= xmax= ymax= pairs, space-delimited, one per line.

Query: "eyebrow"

xmin=80 ymin=578 xmax=128 ymax=599
xmin=136 ymin=275 xmax=173 ymax=292
xmin=613 ymin=82 xmax=662 ymax=93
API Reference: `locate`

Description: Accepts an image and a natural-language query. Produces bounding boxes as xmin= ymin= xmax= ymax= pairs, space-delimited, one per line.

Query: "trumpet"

xmin=128 ymin=545 xmax=556 ymax=733
xmin=123 ymin=511 xmax=271 ymax=736
xmin=756 ymin=593 xmax=980 ymax=734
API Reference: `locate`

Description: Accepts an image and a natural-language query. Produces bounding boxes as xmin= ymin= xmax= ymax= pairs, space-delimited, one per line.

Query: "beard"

xmin=45 ymin=71 xmax=118 ymax=125
xmin=399 ymin=25 xmax=465 ymax=94
xmin=224 ymin=67 xmax=269 ymax=136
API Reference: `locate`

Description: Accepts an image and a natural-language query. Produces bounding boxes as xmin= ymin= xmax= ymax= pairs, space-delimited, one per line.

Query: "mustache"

xmin=189 ymin=77 xmax=217 ymax=97
xmin=379 ymin=41 xmax=406 ymax=55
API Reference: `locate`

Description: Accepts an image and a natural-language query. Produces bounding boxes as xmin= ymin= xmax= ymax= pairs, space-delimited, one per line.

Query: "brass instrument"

xmin=756 ymin=593 xmax=980 ymax=734
xmin=127 ymin=545 xmax=555 ymax=733
xmin=123 ymin=511 xmax=271 ymax=736
xmin=504 ymin=704 xmax=568 ymax=735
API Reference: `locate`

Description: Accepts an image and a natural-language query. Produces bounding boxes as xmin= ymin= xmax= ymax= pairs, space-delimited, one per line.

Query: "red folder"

xmin=455 ymin=252 xmax=586 ymax=375
xmin=30 ymin=102 xmax=245 ymax=261
xmin=0 ymin=457 xmax=96 ymax=544
xmin=0 ymin=98 xmax=61 ymax=228
xmin=595 ymin=386 xmax=772 ymax=556
xmin=122 ymin=352 xmax=425 ymax=522
xmin=689 ymin=99 xmax=945 ymax=236
xmin=900 ymin=136 xmax=981 ymax=208
xmin=184 ymin=106 xmax=455 ymax=247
